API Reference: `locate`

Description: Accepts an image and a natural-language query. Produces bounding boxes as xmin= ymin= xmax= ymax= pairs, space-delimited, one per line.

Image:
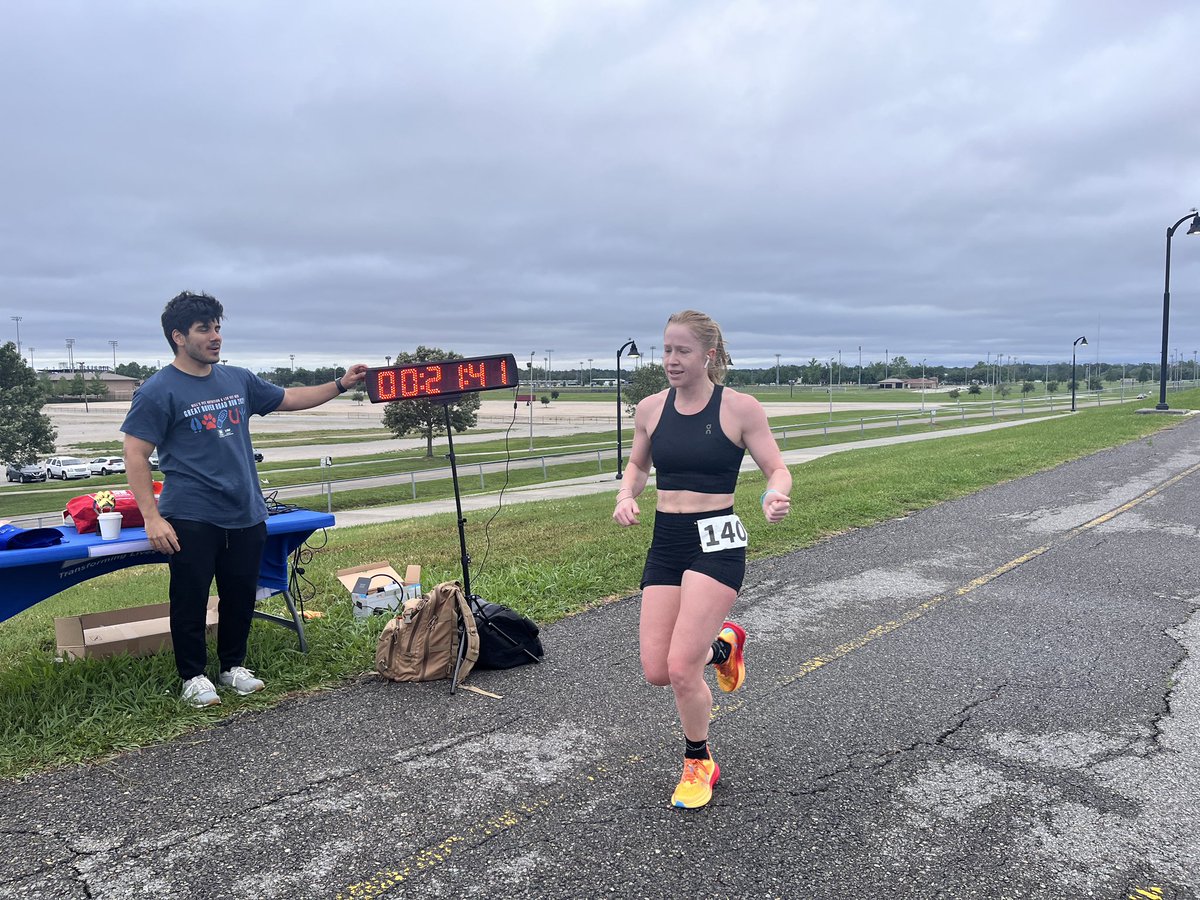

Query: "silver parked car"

xmin=46 ymin=456 xmax=91 ymax=480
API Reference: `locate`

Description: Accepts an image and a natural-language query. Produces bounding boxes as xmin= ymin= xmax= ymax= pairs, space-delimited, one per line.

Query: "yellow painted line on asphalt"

xmin=340 ymin=460 xmax=1200 ymax=897
xmin=768 ymin=546 xmax=1051 ymax=693
xmin=752 ymin=458 xmax=1200 ymax=696
xmin=1067 ymin=459 xmax=1200 ymax=537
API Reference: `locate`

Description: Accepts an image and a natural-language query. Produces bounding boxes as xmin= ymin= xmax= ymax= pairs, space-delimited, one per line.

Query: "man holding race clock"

xmin=613 ymin=309 xmax=791 ymax=809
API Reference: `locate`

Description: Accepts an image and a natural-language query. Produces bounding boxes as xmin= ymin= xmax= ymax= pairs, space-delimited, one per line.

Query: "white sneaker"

xmin=219 ymin=666 xmax=265 ymax=695
xmin=181 ymin=675 xmax=221 ymax=708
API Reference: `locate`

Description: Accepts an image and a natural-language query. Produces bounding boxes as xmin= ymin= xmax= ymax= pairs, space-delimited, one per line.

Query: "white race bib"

xmin=696 ymin=514 xmax=748 ymax=553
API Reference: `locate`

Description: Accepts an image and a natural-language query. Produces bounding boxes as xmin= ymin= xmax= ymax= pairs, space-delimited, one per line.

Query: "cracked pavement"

xmin=5 ymin=418 xmax=1200 ymax=898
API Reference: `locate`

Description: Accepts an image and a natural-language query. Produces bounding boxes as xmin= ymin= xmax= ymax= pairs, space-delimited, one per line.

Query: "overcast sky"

xmin=2 ymin=1 xmax=1198 ymax=376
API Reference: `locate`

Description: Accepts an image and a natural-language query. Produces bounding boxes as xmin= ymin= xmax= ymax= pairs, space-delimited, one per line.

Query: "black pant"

xmin=167 ymin=518 xmax=268 ymax=680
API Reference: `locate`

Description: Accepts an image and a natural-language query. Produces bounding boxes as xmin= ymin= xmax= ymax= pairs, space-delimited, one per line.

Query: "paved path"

xmin=4 ymin=414 xmax=1200 ymax=898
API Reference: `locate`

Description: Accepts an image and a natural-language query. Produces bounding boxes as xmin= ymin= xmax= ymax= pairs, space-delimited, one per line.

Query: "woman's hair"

xmin=667 ymin=309 xmax=730 ymax=384
xmin=161 ymin=291 xmax=223 ymax=353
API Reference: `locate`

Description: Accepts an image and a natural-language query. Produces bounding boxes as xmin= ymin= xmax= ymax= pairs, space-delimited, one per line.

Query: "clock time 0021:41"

xmin=364 ymin=353 xmax=519 ymax=403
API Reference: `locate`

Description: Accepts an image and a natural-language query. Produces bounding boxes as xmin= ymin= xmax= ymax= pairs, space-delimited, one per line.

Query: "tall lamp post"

xmin=1071 ymin=336 xmax=1088 ymax=412
xmin=1156 ymin=209 xmax=1200 ymax=410
xmin=614 ymin=339 xmax=641 ymax=478
xmin=920 ymin=357 xmax=926 ymax=411
xmin=108 ymin=340 xmax=118 ymax=369
xmin=10 ymin=316 xmax=21 ymax=356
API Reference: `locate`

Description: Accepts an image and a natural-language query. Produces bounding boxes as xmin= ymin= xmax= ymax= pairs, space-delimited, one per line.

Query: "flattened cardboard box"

xmin=55 ymin=596 xmax=219 ymax=661
xmin=336 ymin=561 xmax=422 ymax=618
xmin=336 ymin=561 xmax=421 ymax=596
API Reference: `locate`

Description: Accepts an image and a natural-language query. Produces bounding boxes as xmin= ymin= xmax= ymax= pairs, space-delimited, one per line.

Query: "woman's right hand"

xmin=613 ymin=495 xmax=641 ymax=527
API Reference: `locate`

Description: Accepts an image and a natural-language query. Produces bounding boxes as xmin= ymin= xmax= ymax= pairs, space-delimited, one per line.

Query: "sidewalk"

xmin=333 ymin=412 xmax=1067 ymax=526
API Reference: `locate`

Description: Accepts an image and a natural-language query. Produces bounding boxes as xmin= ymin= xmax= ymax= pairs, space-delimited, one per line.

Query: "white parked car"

xmin=89 ymin=456 xmax=126 ymax=476
xmin=46 ymin=456 xmax=91 ymax=480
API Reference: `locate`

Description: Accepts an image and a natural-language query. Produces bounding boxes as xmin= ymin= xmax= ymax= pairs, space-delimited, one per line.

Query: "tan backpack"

xmin=375 ymin=581 xmax=480 ymax=683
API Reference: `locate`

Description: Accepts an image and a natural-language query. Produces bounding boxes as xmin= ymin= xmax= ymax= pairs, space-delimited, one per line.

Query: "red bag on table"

xmin=65 ymin=490 xmax=145 ymax=534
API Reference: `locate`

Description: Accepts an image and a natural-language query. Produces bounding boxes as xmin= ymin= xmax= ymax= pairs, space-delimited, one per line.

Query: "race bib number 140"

xmin=697 ymin=514 xmax=748 ymax=553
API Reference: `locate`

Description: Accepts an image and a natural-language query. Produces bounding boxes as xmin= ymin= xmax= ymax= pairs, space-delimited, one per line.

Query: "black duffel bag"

xmin=473 ymin=601 xmax=544 ymax=669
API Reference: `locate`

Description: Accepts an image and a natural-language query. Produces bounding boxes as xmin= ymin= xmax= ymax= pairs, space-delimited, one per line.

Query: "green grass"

xmin=0 ymin=390 xmax=1192 ymax=779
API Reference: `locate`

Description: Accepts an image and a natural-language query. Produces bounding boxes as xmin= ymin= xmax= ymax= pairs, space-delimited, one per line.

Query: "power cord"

xmin=473 ymin=385 xmax=519 ymax=581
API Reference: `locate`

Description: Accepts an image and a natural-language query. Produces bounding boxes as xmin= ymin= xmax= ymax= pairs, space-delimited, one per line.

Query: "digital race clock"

xmin=364 ymin=353 xmax=519 ymax=403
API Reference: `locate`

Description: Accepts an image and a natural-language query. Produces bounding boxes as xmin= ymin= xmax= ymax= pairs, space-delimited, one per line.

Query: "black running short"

xmin=640 ymin=506 xmax=746 ymax=592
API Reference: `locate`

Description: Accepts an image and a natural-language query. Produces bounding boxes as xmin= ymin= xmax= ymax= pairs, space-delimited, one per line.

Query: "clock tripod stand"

xmin=437 ymin=399 xmax=543 ymax=693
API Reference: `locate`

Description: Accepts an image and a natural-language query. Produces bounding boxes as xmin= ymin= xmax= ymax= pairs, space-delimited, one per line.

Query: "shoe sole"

xmin=222 ymin=684 xmax=264 ymax=696
xmin=185 ymin=696 xmax=221 ymax=708
xmin=671 ymin=762 xmax=720 ymax=809
xmin=716 ymin=622 xmax=746 ymax=692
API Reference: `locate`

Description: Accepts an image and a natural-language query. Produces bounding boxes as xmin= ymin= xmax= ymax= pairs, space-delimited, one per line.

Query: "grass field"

xmin=0 ymin=390 xmax=1193 ymax=779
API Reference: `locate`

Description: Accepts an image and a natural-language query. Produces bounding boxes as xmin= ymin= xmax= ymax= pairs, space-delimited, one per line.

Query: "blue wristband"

xmin=761 ymin=488 xmax=781 ymax=505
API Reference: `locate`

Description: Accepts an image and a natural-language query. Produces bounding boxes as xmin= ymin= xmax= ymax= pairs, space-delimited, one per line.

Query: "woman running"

xmin=614 ymin=309 xmax=791 ymax=808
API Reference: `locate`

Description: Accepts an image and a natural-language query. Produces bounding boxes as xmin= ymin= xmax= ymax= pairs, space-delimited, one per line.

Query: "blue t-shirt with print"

xmin=121 ymin=365 xmax=286 ymax=529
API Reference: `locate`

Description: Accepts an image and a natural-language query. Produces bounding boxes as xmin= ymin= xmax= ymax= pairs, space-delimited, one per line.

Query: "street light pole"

xmin=546 ymin=350 xmax=554 ymax=387
xmin=109 ymin=340 xmax=118 ymax=369
xmin=10 ymin=316 xmax=21 ymax=356
xmin=1071 ymin=336 xmax=1088 ymax=411
xmin=920 ymin=358 xmax=926 ymax=411
xmin=588 ymin=358 xmax=593 ymax=386
xmin=615 ymin=339 xmax=641 ymax=478
xmin=775 ymin=353 xmax=781 ymax=386
xmin=1156 ymin=209 xmax=1200 ymax=410
xmin=827 ymin=358 xmax=834 ymax=419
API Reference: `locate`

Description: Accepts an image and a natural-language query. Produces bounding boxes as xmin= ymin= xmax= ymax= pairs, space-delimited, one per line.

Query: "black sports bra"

xmin=650 ymin=386 xmax=745 ymax=493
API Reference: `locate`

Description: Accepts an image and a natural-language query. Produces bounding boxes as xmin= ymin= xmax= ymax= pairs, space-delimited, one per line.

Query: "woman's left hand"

xmin=763 ymin=492 xmax=790 ymax=524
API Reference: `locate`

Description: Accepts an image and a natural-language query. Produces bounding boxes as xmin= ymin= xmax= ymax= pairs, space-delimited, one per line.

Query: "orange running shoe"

xmin=671 ymin=754 xmax=720 ymax=808
xmin=714 ymin=621 xmax=746 ymax=692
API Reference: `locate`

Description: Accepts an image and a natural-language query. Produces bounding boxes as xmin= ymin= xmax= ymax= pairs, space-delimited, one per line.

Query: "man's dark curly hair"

xmin=161 ymin=291 xmax=224 ymax=354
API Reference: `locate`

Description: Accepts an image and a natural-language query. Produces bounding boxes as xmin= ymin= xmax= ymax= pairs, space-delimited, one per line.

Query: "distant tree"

xmin=1137 ymin=367 xmax=1152 ymax=383
xmin=114 ymin=361 xmax=158 ymax=380
xmin=998 ymin=383 xmax=1011 ymax=398
xmin=0 ymin=342 xmax=56 ymax=464
xmin=1088 ymin=376 xmax=1102 ymax=391
xmin=1047 ymin=380 xmax=1059 ymax=393
xmin=550 ymin=390 xmax=560 ymax=401
xmin=1021 ymin=381 xmax=1035 ymax=395
xmin=947 ymin=388 xmax=960 ymax=400
xmin=622 ymin=363 xmax=669 ymax=416
xmin=540 ymin=395 xmax=551 ymax=406
xmin=968 ymin=383 xmax=981 ymax=395
xmin=68 ymin=372 xmax=86 ymax=400
xmin=350 ymin=390 xmax=365 ymax=405
xmin=381 ymin=346 xmax=481 ymax=457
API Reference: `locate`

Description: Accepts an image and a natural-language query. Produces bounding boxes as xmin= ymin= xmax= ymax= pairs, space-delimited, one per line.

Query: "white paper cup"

xmin=97 ymin=511 xmax=123 ymax=541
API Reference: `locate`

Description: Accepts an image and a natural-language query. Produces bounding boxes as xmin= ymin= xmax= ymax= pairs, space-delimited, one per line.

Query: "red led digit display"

xmin=365 ymin=354 xmax=519 ymax=403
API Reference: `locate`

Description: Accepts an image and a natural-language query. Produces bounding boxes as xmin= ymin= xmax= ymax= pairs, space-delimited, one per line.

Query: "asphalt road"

xmin=3 ymin=416 xmax=1200 ymax=898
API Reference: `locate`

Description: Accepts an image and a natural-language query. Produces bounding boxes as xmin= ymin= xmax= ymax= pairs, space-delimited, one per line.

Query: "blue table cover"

xmin=0 ymin=509 xmax=335 ymax=624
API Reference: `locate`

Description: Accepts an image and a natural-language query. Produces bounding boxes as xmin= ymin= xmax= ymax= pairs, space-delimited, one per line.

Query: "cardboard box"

xmin=55 ymin=597 xmax=219 ymax=661
xmin=336 ymin=561 xmax=422 ymax=618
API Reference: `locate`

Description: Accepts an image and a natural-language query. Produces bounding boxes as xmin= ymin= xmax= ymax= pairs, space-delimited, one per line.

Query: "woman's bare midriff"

xmin=655 ymin=488 xmax=736 ymax=514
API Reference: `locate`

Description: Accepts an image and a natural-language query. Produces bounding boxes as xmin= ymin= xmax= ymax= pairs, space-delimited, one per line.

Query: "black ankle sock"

xmin=709 ymin=637 xmax=731 ymax=666
xmin=684 ymin=737 xmax=709 ymax=760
